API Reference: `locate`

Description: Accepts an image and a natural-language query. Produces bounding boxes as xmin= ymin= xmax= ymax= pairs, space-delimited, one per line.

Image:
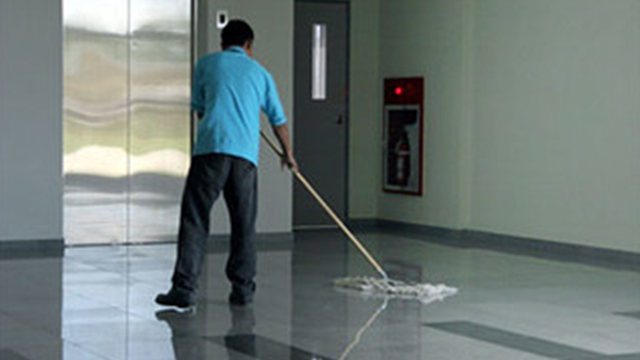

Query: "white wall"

xmin=377 ymin=0 xmax=469 ymax=229
xmin=0 ymin=0 xmax=63 ymax=241
xmin=204 ymin=0 xmax=294 ymax=234
xmin=353 ymin=0 xmax=639 ymax=253
xmin=470 ymin=0 xmax=640 ymax=252
xmin=349 ymin=0 xmax=381 ymax=218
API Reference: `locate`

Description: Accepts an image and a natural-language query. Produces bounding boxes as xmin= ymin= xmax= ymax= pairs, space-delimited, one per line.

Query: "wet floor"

xmin=1 ymin=229 xmax=639 ymax=359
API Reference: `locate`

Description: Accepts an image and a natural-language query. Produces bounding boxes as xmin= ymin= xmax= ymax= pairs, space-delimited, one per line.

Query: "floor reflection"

xmin=155 ymin=308 xmax=207 ymax=360
xmin=1 ymin=229 xmax=639 ymax=359
xmin=222 ymin=306 xmax=256 ymax=359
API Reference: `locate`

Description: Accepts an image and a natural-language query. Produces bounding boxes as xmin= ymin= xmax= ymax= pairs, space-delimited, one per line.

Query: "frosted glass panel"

xmin=312 ymin=23 xmax=327 ymax=100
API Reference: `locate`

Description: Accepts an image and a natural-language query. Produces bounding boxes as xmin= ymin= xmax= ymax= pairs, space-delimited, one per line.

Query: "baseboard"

xmin=349 ymin=218 xmax=466 ymax=247
xmin=0 ymin=232 xmax=293 ymax=259
xmin=463 ymin=229 xmax=640 ymax=271
xmin=348 ymin=218 xmax=640 ymax=272
xmin=0 ymin=238 xmax=64 ymax=259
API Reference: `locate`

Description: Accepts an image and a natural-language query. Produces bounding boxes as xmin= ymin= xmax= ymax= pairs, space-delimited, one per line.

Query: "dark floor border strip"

xmin=614 ymin=311 xmax=640 ymax=320
xmin=0 ymin=238 xmax=64 ymax=260
xmin=207 ymin=232 xmax=294 ymax=253
xmin=605 ymin=355 xmax=640 ymax=360
xmin=0 ymin=348 xmax=30 ymax=360
xmin=425 ymin=321 xmax=604 ymax=360
xmin=208 ymin=334 xmax=334 ymax=360
xmin=349 ymin=218 xmax=640 ymax=272
xmin=209 ymin=232 xmax=294 ymax=244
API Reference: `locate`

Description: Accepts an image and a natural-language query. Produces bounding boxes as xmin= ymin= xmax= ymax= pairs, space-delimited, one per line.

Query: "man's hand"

xmin=272 ymin=123 xmax=298 ymax=172
xmin=281 ymin=151 xmax=298 ymax=172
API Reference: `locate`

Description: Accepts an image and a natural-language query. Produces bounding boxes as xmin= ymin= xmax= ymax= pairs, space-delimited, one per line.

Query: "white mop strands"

xmin=333 ymin=276 xmax=458 ymax=304
xmin=286 ymin=168 xmax=459 ymax=303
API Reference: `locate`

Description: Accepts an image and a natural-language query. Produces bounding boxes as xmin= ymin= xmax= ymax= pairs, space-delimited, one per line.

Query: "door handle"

xmin=337 ymin=115 xmax=343 ymax=125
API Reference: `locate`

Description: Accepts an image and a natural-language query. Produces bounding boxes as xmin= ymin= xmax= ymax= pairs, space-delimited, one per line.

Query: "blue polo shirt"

xmin=191 ymin=46 xmax=287 ymax=166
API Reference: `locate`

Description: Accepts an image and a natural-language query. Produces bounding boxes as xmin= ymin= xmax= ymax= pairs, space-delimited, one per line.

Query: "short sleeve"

xmin=191 ymin=61 xmax=205 ymax=114
xmin=261 ymin=72 xmax=287 ymax=126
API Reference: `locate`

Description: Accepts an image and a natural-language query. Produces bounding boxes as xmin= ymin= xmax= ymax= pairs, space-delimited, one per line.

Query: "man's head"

xmin=221 ymin=19 xmax=254 ymax=53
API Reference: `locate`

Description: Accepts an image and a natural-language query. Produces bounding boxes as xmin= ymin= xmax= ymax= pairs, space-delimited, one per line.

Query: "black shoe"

xmin=228 ymin=292 xmax=253 ymax=306
xmin=229 ymin=282 xmax=255 ymax=306
xmin=155 ymin=288 xmax=195 ymax=309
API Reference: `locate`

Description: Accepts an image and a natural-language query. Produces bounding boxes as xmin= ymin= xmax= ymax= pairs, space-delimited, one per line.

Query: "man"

xmin=156 ymin=19 xmax=297 ymax=309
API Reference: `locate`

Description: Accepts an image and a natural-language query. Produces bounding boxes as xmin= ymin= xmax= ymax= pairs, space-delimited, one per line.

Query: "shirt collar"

xmin=226 ymin=46 xmax=247 ymax=55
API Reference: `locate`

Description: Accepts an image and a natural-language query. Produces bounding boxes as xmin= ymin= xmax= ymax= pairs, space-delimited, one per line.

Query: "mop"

xmin=260 ymin=131 xmax=457 ymax=304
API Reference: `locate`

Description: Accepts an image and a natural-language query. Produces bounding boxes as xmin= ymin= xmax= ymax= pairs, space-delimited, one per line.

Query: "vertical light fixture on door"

xmin=311 ymin=24 xmax=327 ymax=101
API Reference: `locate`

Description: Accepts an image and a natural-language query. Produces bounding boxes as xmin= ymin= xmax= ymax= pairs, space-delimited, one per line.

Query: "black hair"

xmin=221 ymin=19 xmax=254 ymax=48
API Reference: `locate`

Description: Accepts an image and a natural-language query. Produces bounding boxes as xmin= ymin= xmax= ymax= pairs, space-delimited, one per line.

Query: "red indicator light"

xmin=394 ymin=86 xmax=404 ymax=96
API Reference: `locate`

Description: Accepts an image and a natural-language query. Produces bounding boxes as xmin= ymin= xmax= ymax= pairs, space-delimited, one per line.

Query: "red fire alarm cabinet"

xmin=383 ymin=77 xmax=424 ymax=195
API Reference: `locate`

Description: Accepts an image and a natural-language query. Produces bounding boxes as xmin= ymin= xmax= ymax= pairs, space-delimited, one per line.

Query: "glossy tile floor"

xmin=1 ymin=230 xmax=639 ymax=360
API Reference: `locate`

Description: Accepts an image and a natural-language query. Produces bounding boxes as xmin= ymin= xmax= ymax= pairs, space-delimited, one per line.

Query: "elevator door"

xmin=63 ymin=0 xmax=192 ymax=245
xmin=294 ymin=1 xmax=349 ymax=228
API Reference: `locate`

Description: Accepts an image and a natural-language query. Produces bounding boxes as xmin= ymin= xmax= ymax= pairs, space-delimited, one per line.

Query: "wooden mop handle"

xmin=260 ymin=131 xmax=388 ymax=279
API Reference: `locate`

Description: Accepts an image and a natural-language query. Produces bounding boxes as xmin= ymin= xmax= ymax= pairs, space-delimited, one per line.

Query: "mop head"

xmin=334 ymin=276 xmax=458 ymax=304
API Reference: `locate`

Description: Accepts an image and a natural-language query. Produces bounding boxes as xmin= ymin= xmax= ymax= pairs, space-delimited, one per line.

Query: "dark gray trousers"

xmin=171 ymin=153 xmax=257 ymax=301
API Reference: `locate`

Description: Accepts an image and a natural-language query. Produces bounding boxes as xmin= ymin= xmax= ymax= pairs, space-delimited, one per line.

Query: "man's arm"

xmin=272 ymin=123 xmax=298 ymax=171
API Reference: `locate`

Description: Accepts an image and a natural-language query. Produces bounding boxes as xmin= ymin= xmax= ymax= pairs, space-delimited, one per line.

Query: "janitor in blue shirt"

xmin=156 ymin=19 xmax=297 ymax=309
